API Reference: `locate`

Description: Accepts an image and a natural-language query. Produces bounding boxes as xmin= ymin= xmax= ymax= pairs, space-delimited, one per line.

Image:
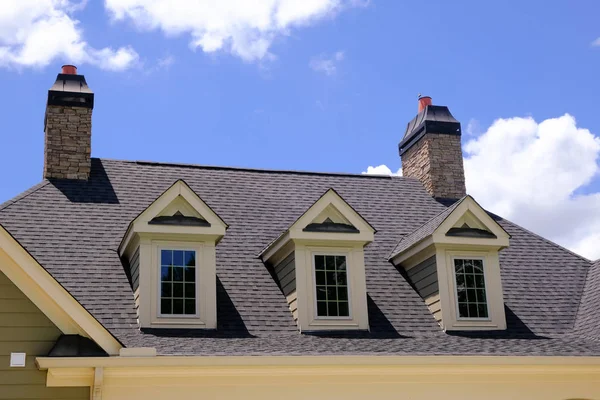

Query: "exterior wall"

xmin=130 ymin=247 xmax=140 ymax=317
xmin=44 ymin=105 xmax=92 ymax=180
xmin=273 ymin=252 xmax=297 ymax=322
xmin=405 ymin=256 xmax=441 ymax=323
xmin=0 ymin=271 xmax=88 ymax=400
xmin=401 ymin=134 xmax=466 ymax=199
xmin=64 ymin=363 xmax=600 ymax=400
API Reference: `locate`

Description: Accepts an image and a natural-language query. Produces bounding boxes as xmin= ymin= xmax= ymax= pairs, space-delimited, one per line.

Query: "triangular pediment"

xmin=119 ymin=180 xmax=227 ymax=254
xmin=432 ymin=196 xmax=509 ymax=244
xmin=289 ymin=189 xmax=375 ymax=241
xmin=389 ymin=195 xmax=510 ymax=263
xmin=259 ymin=189 xmax=375 ymax=262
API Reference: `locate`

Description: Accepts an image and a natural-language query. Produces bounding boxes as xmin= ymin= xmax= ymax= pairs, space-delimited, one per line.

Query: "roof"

xmin=574 ymin=259 xmax=600 ymax=340
xmin=388 ymin=197 xmax=463 ymax=259
xmin=0 ymin=158 xmax=598 ymax=356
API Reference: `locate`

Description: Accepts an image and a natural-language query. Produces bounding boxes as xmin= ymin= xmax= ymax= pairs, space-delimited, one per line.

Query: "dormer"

xmin=389 ymin=196 xmax=510 ymax=331
xmin=260 ymin=189 xmax=375 ymax=332
xmin=119 ymin=180 xmax=227 ymax=329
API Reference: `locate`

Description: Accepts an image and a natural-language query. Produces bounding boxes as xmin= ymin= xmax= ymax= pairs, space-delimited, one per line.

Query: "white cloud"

xmin=362 ymin=165 xmax=402 ymax=176
xmin=309 ymin=50 xmax=344 ymax=75
xmin=592 ymin=37 xmax=600 ymax=47
xmin=104 ymin=0 xmax=362 ymax=62
xmin=0 ymin=0 xmax=138 ymax=70
xmin=464 ymin=114 xmax=600 ymax=260
xmin=364 ymin=114 xmax=600 ymax=260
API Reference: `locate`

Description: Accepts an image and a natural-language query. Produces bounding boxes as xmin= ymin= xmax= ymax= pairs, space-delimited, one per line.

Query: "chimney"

xmin=399 ymin=96 xmax=466 ymax=200
xmin=44 ymin=65 xmax=94 ymax=180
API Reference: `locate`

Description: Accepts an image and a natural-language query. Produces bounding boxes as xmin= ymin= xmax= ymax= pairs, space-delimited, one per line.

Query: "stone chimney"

xmin=44 ymin=65 xmax=94 ymax=180
xmin=399 ymin=96 xmax=466 ymax=200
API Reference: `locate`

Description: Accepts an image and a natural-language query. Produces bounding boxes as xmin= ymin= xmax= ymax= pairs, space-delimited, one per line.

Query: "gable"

xmin=120 ymin=179 xmax=228 ymax=255
xmin=289 ymin=189 xmax=375 ymax=242
xmin=432 ymin=196 xmax=509 ymax=247
xmin=0 ymin=225 xmax=121 ymax=355
xmin=0 ymin=270 xmax=90 ymax=400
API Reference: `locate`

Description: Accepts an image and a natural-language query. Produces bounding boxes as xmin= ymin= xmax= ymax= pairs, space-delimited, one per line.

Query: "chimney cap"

xmin=61 ymin=65 xmax=78 ymax=75
xmin=418 ymin=95 xmax=432 ymax=113
xmin=398 ymin=104 xmax=461 ymax=155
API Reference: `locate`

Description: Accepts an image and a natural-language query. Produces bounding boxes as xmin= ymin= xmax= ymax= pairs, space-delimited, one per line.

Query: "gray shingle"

xmin=0 ymin=158 xmax=597 ymax=356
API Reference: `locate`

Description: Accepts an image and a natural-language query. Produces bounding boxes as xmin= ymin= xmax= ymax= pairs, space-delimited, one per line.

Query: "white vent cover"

xmin=10 ymin=352 xmax=26 ymax=367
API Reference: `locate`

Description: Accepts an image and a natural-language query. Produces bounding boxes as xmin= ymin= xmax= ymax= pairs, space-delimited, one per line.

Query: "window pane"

xmin=161 ymin=299 xmax=172 ymax=315
xmin=335 ymin=271 xmax=347 ymax=285
xmin=184 ymin=267 xmax=196 ymax=282
xmin=315 ymin=271 xmax=326 ymax=286
xmin=327 ymin=302 xmax=338 ymax=317
xmin=465 ymin=274 xmax=474 ymax=288
xmin=316 ymin=286 xmax=327 ymax=301
xmin=335 ymin=256 xmax=346 ymax=270
xmin=454 ymin=258 xmax=488 ymax=319
xmin=173 ymin=267 xmax=184 ymax=282
xmin=161 ymin=266 xmax=172 ymax=282
xmin=315 ymin=255 xmax=325 ymax=270
xmin=338 ymin=302 xmax=349 ymax=317
xmin=478 ymin=304 xmax=488 ymax=318
xmin=468 ymin=304 xmax=478 ymax=318
xmin=161 ymin=250 xmax=172 ymax=266
xmin=325 ymin=256 xmax=335 ymax=271
xmin=173 ymin=299 xmax=184 ymax=315
xmin=173 ymin=283 xmax=183 ymax=298
xmin=467 ymin=289 xmax=477 ymax=303
xmin=185 ymin=299 xmax=196 ymax=315
xmin=185 ymin=251 xmax=196 ymax=266
xmin=475 ymin=275 xmax=485 ymax=288
xmin=326 ymin=272 xmax=336 ymax=286
xmin=317 ymin=301 xmax=327 ymax=317
xmin=161 ymin=283 xmax=172 ymax=297
xmin=476 ymin=289 xmax=486 ymax=303
xmin=173 ymin=250 xmax=184 ymax=266
xmin=463 ymin=260 xmax=473 ymax=274
xmin=454 ymin=259 xmax=464 ymax=273
xmin=185 ymin=283 xmax=195 ymax=298
xmin=326 ymin=287 xmax=337 ymax=301
xmin=337 ymin=286 xmax=348 ymax=301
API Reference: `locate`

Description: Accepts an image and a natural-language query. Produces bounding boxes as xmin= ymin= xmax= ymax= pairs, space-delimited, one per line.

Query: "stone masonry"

xmin=401 ymin=134 xmax=466 ymax=200
xmin=44 ymin=105 xmax=92 ymax=180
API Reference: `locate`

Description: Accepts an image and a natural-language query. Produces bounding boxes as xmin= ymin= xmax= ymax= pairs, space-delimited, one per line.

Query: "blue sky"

xmin=1 ymin=0 xmax=599 ymax=258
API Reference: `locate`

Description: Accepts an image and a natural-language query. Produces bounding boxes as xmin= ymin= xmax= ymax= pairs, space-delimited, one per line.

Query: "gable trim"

xmin=119 ymin=179 xmax=228 ymax=256
xmin=0 ymin=224 xmax=122 ymax=355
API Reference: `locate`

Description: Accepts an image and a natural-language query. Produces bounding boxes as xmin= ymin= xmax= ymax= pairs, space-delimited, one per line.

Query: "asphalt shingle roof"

xmin=388 ymin=197 xmax=463 ymax=259
xmin=0 ymin=158 xmax=598 ymax=356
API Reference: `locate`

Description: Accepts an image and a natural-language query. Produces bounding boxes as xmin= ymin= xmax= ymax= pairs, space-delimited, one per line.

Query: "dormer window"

xmin=260 ymin=189 xmax=375 ymax=332
xmin=389 ymin=195 xmax=510 ymax=331
xmin=159 ymin=249 xmax=197 ymax=316
xmin=119 ymin=180 xmax=227 ymax=329
xmin=453 ymin=258 xmax=488 ymax=319
xmin=314 ymin=254 xmax=350 ymax=318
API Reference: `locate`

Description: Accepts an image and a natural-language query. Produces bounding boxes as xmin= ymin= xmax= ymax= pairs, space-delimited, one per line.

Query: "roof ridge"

xmin=96 ymin=157 xmax=401 ymax=179
xmin=0 ymin=180 xmax=50 ymax=212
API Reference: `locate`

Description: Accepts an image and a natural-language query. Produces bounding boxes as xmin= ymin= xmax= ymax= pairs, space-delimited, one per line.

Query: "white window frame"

xmin=157 ymin=246 xmax=200 ymax=319
xmin=451 ymin=256 xmax=491 ymax=322
xmin=311 ymin=251 xmax=353 ymax=321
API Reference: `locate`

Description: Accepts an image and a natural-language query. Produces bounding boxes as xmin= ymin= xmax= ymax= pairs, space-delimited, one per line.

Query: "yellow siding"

xmin=0 ymin=271 xmax=88 ymax=400
xmin=94 ymin=367 xmax=600 ymax=400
